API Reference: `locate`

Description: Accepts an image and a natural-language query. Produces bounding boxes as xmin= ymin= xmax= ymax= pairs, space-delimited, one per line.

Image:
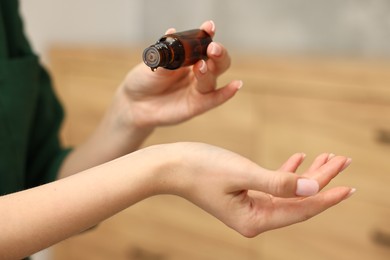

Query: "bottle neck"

xmin=142 ymin=43 xmax=171 ymax=71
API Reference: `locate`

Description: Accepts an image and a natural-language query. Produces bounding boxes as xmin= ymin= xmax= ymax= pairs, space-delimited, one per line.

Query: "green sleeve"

xmin=0 ymin=0 xmax=72 ymax=193
xmin=24 ymin=66 xmax=72 ymax=188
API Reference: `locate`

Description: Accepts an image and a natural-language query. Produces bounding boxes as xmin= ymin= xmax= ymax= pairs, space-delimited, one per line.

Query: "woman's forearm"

xmin=0 ymin=146 xmax=166 ymax=260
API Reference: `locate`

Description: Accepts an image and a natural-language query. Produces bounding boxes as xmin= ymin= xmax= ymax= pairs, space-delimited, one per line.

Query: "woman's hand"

xmin=114 ymin=20 xmax=242 ymax=130
xmin=156 ymin=143 xmax=354 ymax=237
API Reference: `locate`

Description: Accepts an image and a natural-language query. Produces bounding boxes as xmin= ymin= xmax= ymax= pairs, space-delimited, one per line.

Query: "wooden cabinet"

xmin=48 ymin=47 xmax=390 ymax=259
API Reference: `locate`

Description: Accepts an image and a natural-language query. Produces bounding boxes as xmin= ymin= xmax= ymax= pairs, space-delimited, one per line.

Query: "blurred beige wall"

xmin=21 ymin=0 xmax=390 ymax=62
xmin=20 ymin=0 xmax=144 ymax=63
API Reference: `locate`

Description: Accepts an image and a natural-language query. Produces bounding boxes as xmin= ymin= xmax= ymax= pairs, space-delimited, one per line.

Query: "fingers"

xmin=303 ymin=155 xmax=352 ymax=190
xmin=199 ymin=20 xmax=230 ymax=77
xmin=278 ymin=153 xmax=306 ymax=172
xmin=193 ymin=42 xmax=232 ymax=94
xmin=207 ymin=42 xmax=232 ymax=75
xmin=196 ymin=20 xmax=231 ymax=93
xmin=267 ymin=187 xmax=355 ymax=231
xmin=165 ymin=28 xmax=176 ymax=35
xmin=239 ymin=168 xmax=318 ymax=198
xmin=199 ymin=20 xmax=216 ymax=38
xmin=306 ymin=152 xmax=333 ymax=172
xmin=165 ymin=21 xmax=234 ymax=94
xmin=240 ymin=153 xmax=317 ymax=198
xmin=238 ymin=153 xmax=352 ymax=199
xmin=192 ymin=60 xmax=217 ymax=93
xmin=195 ymin=80 xmax=242 ymax=113
xmin=248 ymin=187 xmax=354 ymax=235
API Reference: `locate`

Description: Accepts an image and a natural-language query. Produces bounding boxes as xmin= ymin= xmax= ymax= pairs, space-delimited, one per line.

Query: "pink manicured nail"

xmin=327 ymin=153 xmax=336 ymax=161
xmin=237 ymin=80 xmax=243 ymax=90
xmin=296 ymin=179 xmax=319 ymax=196
xmin=209 ymin=42 xmax=222 ymax=56
xmin=343 ymin=188 xmax=356 ymax=200
xmin=209 ymin=20 xmax=216 ymax=33
xmin=340 ymin=158 xmax=352 ymax=172
xmin=165 ymin=28 xmax=176 ymax=34
xmin=199 ymin=60 xmax=207 ymax=74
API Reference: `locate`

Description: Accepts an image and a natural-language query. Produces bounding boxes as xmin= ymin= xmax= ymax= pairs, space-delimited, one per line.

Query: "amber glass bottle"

xmin=142 ymin=29 xmax=212 ymax=71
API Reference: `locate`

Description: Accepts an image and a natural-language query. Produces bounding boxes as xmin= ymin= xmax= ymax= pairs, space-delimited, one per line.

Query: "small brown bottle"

xmin=142 ymin=29 xmax=212 ymax=71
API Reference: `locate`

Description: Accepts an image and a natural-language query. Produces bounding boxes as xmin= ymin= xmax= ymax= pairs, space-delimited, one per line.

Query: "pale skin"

xmin=0 ymin=21 xmax=355 ymax=260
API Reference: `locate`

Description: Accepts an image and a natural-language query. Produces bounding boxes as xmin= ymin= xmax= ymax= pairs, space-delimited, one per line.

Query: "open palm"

xmin=223 ymin=153 xmax=352 ymax=237
xmin=172 ymin=144 xmax=353 ymax=238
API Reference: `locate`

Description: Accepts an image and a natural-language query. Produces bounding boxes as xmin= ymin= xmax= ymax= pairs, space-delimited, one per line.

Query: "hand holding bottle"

xmin=59 ymin=21 xmax=241 ymax=177
xmin=110 ymin=21 xmax=242 ymax=132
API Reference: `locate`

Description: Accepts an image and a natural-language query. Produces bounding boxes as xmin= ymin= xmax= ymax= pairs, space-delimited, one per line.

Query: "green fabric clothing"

xmin=0 ymin=0 xmax=70 ymax=197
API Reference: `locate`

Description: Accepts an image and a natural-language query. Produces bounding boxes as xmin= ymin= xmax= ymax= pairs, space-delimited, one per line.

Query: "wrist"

xmin=95 ymin=95 xmax=155 ymax=151
xmin=139 ymin=143 xmax=191 ymax=197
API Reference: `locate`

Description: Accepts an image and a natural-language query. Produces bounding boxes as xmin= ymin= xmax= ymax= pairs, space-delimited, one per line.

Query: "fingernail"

xmin=343 ymin=188 xmax=356 ymax=200
xmin=209 ymin=42 xmax=222 ymax=56
xmin=327 ymin=153 xmax=336 ymax=161
xmin=165 ymin=28 xmax=176 ymax=34
xmin=209 ymin=20 xmax=216 ymax=33
xmin=237 ymin=80 xmax=244 ymax=90
xmin=199 ymin=60 xmax=207 ymax=74
xmin=296 ymin=179 xmax=319 ymax=197
xmin=340 ymin=158 xmax=352 ymax=172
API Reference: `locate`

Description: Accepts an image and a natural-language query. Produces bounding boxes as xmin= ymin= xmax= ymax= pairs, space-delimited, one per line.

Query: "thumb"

xmin=244 ymin=170 xmax=319 ymax=198
xmin=295 ymin=178 xmax=320 ymax=197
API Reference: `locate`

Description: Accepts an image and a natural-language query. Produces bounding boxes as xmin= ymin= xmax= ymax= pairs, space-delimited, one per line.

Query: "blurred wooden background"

xmin=47 ymin=46 xmax=390 ymax=260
